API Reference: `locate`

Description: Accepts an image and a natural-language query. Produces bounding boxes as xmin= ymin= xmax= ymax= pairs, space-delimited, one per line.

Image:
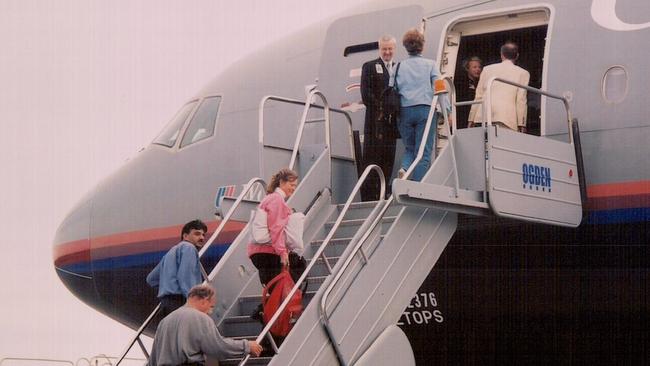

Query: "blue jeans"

xmin=398 ymin=105 xmax=436 ymax=181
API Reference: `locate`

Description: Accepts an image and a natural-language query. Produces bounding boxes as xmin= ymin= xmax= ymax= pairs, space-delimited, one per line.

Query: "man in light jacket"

xmin=469 ymin=41 xmax=530 ymax=133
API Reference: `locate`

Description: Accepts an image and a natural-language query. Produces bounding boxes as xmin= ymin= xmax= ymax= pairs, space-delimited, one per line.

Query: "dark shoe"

xmin=250 ymin=303 xmax=264 ymax=324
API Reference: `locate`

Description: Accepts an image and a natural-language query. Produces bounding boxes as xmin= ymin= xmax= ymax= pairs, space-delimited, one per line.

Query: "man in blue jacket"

xmin=147 ymin=219 xmax=208 ymax=317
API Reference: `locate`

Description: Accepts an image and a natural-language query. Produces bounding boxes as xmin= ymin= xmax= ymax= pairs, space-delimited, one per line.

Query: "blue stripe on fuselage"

xmin=588 ymin=208 xmax=650 ymax=225
xmin=59 ymin=243 xmax=231 ymax=274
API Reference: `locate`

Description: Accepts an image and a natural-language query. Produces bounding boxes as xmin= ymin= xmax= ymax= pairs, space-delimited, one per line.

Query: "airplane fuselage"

xmin=53 ymin=1 xmax=650 ymax=364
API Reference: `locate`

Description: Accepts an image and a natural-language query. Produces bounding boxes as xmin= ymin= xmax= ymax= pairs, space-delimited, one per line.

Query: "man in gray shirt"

xmin=148 ymin=284 xmax=263 ymax=365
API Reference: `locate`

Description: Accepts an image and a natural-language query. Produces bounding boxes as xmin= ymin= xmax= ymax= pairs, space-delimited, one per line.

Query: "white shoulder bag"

xmin=250 ymin=208 xmax=271 ymax=244
xmin=284 ymin=212 xmax=305 ymax=255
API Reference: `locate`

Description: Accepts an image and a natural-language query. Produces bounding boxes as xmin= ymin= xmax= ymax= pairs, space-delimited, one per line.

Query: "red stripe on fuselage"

xmin=53 ymin=220 xmax=246 ymax=267
xmin=587 ymin=180 xmax=650 ymax=210
xmin=53 ymin=238 xmax=91 ymax=267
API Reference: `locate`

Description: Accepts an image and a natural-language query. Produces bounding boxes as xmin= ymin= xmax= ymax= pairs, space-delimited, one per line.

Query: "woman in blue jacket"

xmin=395 ymin=28 xmax=450 ymax=181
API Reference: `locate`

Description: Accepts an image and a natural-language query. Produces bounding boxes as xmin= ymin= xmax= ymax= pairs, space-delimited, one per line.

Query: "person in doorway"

xmin=360 ymin=35 xmax=399 ymax=200
xmin=247 ymin=168 xmax=299 ymax=286
xmin=468 ymin=41 xmax=530 ymax=132
xmin=146 ymin=219 xmax=208 ymax=317
xmin=456 ymin=56 xmax=483 ymax=129
xmin=395 ymin=28 xmax=450 ymax=182
xmin=148 ymin=284 xmax=263 ymax=366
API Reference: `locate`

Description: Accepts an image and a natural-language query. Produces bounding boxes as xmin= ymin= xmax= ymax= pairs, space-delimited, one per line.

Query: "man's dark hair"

xmin=500 ymin=42 xmax=519 ymax=61
xmin=188 ymin=284 xmax=214 ymax=300
xmin=181 ymin=219 xmax=208 ymax=239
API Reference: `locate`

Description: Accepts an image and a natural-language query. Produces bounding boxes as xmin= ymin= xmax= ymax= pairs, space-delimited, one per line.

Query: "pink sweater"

xmin=247 ymin=189 xmax=292 ymax=257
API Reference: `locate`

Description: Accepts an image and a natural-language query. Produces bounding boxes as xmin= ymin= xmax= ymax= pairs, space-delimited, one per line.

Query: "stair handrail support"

xmin=453 ymin=78 xmax=574 ymax=204
xmin=288 ymin=90 xmax=331 ymax=173
xmin=442 ymin=76 xmax=461 ymax=197
xmin=483 ymin=77 xmax=574 ymax=142
xmin=258 ymin=91 xmax=356 ymax=181
xmin=202 ymin=177 xmax=268 ymax=281
xmin=238 ymin=165 xmax=386 ymax=366
xmin=318 ymin=89 xmax=451 ymax=366
xmin=115 ymin=178 xmax=267 ymax=366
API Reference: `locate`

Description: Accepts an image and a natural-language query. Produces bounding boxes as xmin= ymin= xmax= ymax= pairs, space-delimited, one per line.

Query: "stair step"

xmin=221 ymin=315 xmax=264 ymax=338
xmin=220 ymin=356 xmax=273 ymax=366
xmin=310 ymin=237 xmax=352 ymax=257
xmin=324 ymin=216 xmax=396 ymax=228
xmin=237 ymin=286 xmax=320 ymax=315
xmin=335 ymin=201 xmax=402 ymax=220
xmin=306 ymin=255 xmax=339 ymax=276
xmin=323 ymin=216 xmax=395 ymax=238
xmin=310 ymin=234 xmax=386 ymax=258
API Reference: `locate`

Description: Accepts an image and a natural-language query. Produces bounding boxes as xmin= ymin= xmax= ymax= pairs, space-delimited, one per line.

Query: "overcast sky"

xmin=0 ymin=1 xmax=366 ymax=363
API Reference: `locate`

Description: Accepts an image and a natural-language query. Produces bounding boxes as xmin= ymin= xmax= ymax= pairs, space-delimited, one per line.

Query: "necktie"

xmin=387 ymin=62 xmax=393 ymax=74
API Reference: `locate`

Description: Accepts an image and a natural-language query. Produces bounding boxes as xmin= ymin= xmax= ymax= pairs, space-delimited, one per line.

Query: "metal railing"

xmin=200 ymin=177 xmax=267 ymax=281
xmin=115 ymin=178 xmax=267 ymax=365
xmin=455 ymin=77 xmax=574 ymax=143
xmin=455 ymin=77 xmax=574 ymax=203
xmin=318 ymin=89 xmax=450 ymax=366
xmin=0 ymin=358 xmax=74 ymax=366
xmin=441 ymin=77 xmax=461 ymax=198
xmin=238 ymin=164 xmax=386 ymax=366
xmin=258 ymin=90 xmax=355 ymax=180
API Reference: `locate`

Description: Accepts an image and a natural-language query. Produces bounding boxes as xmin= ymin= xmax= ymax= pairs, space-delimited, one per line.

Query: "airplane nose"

xmin=53 ymin=194 xmax=98 ymax=305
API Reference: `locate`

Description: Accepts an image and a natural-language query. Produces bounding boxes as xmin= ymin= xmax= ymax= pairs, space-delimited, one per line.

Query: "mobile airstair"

xmin=117 ymin=79 xmax=585 ymax=366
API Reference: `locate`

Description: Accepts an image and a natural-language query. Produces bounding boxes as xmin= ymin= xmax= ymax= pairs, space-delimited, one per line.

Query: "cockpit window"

xmin=180 ymin=96 xmax=221 ymax=148
xmin=153 ymin=101 xmax=197 ymax=148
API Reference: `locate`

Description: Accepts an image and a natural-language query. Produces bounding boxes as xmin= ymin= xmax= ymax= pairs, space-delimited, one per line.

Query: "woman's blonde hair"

xmin=267 ymin=168 xmax=298 ymax=194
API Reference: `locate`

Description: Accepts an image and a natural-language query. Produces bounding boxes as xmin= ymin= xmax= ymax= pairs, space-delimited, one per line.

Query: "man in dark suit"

xmin=360 ymin=35 xmax=398 ymax=201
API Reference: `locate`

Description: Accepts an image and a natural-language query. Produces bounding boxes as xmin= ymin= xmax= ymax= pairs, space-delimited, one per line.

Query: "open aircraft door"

xmin=317 ymin=6 xmax=424 ymax=132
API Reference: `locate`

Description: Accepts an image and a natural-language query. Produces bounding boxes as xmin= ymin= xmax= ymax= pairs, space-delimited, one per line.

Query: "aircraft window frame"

xmin=179 ymin=95 xmax=222 ymax=149
xmin=343 ymin=42 xmax=378 ymax=57
xmin=601 ymin=65 xmax=628 ymax=104
xmin=152 ymin=100 xmax=199 ymax=148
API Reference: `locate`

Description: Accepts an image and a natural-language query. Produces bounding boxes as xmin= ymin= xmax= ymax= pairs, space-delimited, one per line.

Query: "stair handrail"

xmin=318 ymin=89 xmax=450 ymax=366
xmin=115 ymin=177 xmax=267 ymax=366
xmin=483 ymin=77 xmax=574 ymax=143
xmin=288 ymin=90 xmax=330 ymax=172
xmin=455 ymin=79 xmax=573 ymax=203
xmin=441 ymin=76 xmax=461 ymax=197
xmin=238 ymin=165 xmax=386 ymax=366
xmin=0 ymin=358 xmax=74 ymax=366
xmin=258 ymin=91 xmax=355 ymax=179
xmin=199 ymin=177 xmax=267 ymax=275
xmin=455 ymin=78 xmax=573 ymax=142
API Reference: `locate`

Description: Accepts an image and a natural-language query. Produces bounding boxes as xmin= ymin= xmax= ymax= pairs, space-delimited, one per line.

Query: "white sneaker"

xmin=398 ymin=168 xmax=406 ymax=179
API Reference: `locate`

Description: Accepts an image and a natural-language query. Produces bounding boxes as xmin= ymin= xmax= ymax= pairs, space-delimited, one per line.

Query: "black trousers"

xmin=250 ymin=252 xmax=307 ymax=286
xmin=159 ymin=294 xmax=186 ymax=317
xmin=250 ymin=253 xmax=283 ymax=286
xmin=361 ymin=115 xmax=397 ymax=201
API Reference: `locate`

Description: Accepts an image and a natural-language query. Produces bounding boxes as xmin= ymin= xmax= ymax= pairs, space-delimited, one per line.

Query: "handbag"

xmin=250 ymin=208 xmax=271 ymax=243
xmin=380 ymin=62 xmax=401 ymax=119
xmin=284 ymin=212 xmax=305 ymax=255
xmin=262 ymin=269 xmax=303 ymax=337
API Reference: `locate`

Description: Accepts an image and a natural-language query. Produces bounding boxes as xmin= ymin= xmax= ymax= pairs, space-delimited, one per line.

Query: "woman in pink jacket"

xmin=247 ymin=168 xmax=298 ymax=285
